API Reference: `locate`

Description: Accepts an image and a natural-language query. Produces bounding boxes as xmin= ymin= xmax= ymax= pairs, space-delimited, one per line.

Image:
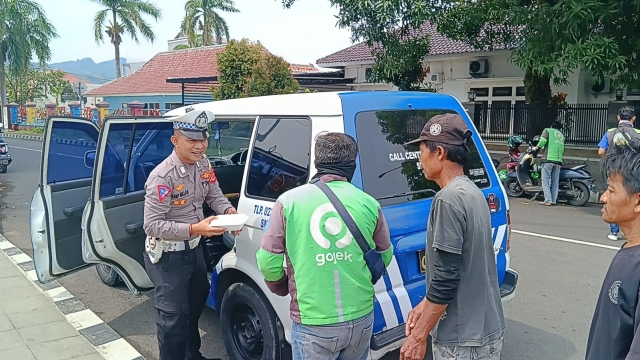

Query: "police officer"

xmin=143 ymin=108 xmax=238 ymax=360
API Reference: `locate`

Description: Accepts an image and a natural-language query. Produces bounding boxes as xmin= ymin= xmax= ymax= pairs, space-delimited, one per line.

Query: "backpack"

xmin=606 ymin=124 xmax=640 ymax=153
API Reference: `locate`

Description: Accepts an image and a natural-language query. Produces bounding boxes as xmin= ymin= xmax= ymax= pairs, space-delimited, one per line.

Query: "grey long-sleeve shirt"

xmin=143 ymin=150 xmax=233 ymax=241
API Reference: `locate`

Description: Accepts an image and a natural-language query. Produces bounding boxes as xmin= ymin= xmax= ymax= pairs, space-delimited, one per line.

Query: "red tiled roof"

xmin=85 ymin=45 xmax=226 ymax=96
xmin=290 ymin=64 xmax=318 ymax=74
xmin=62 ymin=73 xmax=92 ymax=85
xmin=317 ymin=22 xmax=503 ymax=65
xmin=86 ymin=45 xmax=319 ymax=96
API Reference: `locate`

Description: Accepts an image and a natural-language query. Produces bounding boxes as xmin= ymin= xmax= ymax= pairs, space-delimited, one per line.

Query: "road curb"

xmin=0 ymin=234 xmax=145 ymax=360
xmin=1 ymin=133 xmax=43 ymax=142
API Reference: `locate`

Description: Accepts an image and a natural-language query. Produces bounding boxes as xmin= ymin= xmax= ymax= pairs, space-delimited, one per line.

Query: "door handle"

xmin=63 ymin=204 xmax=85 ymax=217
xmin=125 ymin=222 xmax=143 ymax=235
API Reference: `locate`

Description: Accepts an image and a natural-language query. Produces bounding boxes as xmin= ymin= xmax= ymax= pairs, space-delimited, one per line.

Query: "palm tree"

xmin=92 ymin=0 xmax=162 ymax=78
xmin=180 ymin=0 xmax=239 ymax=48
xmin=0 ymin=0 xmax=57 ymax=126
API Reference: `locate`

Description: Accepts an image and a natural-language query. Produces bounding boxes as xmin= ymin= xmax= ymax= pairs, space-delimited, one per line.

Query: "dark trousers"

xmin=144 ymin=243 xmax=210 ymax=360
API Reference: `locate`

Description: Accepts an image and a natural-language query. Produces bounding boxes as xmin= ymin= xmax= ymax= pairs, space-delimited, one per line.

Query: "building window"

xmin=164 ymin=103 xmax=183 ymax=110
xmin=470 ymin=87 xmax=489 ymax=97
xmin=143 ymin=102 xmax=160 ymax=115
xmin=516 ymin=86 xmax=526 ymax=97
xmin=492 ymin=87 xmax=513 ymax=97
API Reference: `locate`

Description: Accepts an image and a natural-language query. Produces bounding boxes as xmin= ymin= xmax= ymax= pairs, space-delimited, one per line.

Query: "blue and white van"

xmin=30 ymin=91 xmax=517 ymax=359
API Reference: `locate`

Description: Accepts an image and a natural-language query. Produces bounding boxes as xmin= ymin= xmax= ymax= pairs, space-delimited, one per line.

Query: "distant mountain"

xmin=31 ymin=57 xmax=127 ymax=84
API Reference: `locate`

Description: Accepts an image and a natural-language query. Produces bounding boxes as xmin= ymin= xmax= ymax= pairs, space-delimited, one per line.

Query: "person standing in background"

xmin=598 ymin=106 xmax=640 ymax=241
xmin=536 ymin=121 xmax=565 ymax=206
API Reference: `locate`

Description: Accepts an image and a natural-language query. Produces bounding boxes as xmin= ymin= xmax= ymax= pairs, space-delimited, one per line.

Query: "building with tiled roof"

xmin=315 ymin=21 xmax=622 ymax=110
xmin=84 ymin=44 xmax=327 ymax=113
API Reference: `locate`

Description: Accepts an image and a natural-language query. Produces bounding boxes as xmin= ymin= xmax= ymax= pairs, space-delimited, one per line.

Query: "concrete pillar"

xmin=67 ymin=101 xmax=81 ymax=118
xmin=45 ymin=102 xmax=58 ymax=118
xmin=95 ymin=101 xmax=110 ymax=127
xmin=7 ymin=103 xmax=18 ymax=130
xmin=128 ymin=100 xmax=145 ymax=117
xmin=24 ymin=102 xmax=36 ymax=124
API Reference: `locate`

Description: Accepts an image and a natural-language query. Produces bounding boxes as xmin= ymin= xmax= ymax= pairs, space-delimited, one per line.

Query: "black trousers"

xmin=144 ymin=243 xmax=210 ymax=360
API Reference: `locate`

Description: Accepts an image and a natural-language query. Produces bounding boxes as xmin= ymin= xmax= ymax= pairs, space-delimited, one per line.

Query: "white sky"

xmin=40 ymin=0 xmax=354 ymax=65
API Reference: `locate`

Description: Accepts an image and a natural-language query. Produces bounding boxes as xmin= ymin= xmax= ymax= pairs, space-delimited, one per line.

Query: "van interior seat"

xmin=134 ymin=162 xmax=162 ymax=192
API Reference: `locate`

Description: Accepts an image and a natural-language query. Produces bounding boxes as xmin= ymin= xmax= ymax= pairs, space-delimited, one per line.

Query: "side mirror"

xmin=211 ymin=121 xmax=230 ymax=131
xmin=84 ymin=150 xmax=96 ymax=169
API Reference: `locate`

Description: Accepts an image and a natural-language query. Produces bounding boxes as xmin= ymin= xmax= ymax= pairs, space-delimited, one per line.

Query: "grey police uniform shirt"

xmin=143 ymin=150 xmax=233 ymax=247
xmin=586 ymin=243 xmax=640 ymax=360
xmin=426 ymin=176 xmax=506 ymax=347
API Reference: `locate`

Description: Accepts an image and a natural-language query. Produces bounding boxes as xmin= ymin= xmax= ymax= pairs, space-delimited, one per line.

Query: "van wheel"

xmin=95 ymin=264 xmax=123 ymax=287
xmin=221 ymin=282 xmax=283 ymax=360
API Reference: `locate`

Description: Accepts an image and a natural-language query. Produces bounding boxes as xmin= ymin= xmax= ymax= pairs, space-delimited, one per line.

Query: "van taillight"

xmin=506 ymin=211 xmax=512 ymax=251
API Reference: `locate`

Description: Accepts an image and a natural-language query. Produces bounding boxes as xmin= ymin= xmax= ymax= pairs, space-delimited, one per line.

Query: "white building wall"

xmin=339 ymin=50 xmax=639 ymax=105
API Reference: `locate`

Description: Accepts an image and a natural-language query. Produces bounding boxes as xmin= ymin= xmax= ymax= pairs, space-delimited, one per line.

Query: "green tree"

xmin=173 ymin=44 xmax=191 ymax=51
xmin=43 ymin=70 xmax=75 ymax=105
xmin=92 ymin=0 xmax=162 ymax=78
xmin=180 ymin=0 xmax=239 ymax=48
xmin=0 ymin=0 xmax=57 ymax=124
xmin=5 ymin=68 xmax=48 ymax=105
xmin=211 ymin=39 xmax=263 ymax=100
xmin=212 ymin=39 xmax=300 ymax=100
xmin=246 ymin=53 xmax=299 ymax=97
xmin=281 ymin=0 xmax=435 ymax=90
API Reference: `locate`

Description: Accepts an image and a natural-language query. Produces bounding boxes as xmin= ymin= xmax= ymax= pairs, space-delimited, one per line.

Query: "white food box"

xmin=209 ymin=214 xmax=249 ymax=231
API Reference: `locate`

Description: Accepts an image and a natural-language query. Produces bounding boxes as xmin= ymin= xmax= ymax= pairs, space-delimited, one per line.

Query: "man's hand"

xmin=399 ymin=334 xmax=428 ymax=360
xmin=225 ymin=207 xmax=242 ymax=235
xmin=192 ymin=216 xmax=227 ymax=237
xmin=405 ymin=299 xmax=425 ymax=336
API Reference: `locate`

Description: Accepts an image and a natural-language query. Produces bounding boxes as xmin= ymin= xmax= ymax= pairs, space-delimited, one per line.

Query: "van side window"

xmin=355 ymin=110 xmax=491 ymax=207
xmin=47 ymin=121 xmax=99 ymax=184
xmin=127 ymin=122 xmax=174 ymax=193
xmin=99 ymin=123 xmax=132 ymax=198
xmin=245 ymin=117 xmax=311 ymax=200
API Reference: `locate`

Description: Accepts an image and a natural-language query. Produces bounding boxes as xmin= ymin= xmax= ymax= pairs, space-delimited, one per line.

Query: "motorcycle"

xmin=502 ymin=137 xmax=595 ymax=206
xmin=0 ymin=142 xmax=12 ymax=173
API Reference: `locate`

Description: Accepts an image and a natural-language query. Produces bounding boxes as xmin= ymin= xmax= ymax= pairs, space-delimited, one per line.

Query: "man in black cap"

xmin=143 ymin=108 xmax=239 ymax=360
xmin=400 ymin=113 xmax=505 ymax=360
xmin=598 ymin=106 xmax=640 ymax=241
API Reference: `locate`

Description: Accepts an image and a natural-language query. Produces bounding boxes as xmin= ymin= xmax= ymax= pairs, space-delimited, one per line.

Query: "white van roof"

xmin=165 ymin=91 xmax=350 ymax=118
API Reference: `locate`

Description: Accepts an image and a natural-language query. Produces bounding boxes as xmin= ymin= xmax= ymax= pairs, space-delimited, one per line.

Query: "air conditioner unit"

xmin=469 ymin=59 xmax=489 ymax=77
xmin=426 ymin=73 xmax=443 ymax=85
xmin=591 ymin=78 xmax=612 ymax=94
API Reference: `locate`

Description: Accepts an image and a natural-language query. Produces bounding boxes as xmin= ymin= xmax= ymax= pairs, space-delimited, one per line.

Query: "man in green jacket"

xmin=536 ymin=121 xmax=565 ymax=205
xmin=256 ymin=132 xmax=393 ymax=360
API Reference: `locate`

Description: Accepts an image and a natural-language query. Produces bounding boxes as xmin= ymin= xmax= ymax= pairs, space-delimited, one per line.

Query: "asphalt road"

xmin=0 ymin=138 xmax=619 ymax=360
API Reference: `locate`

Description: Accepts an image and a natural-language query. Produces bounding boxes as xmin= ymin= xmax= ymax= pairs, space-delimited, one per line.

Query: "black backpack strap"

xmin=310 ymin=178 xmax=373 ymax=254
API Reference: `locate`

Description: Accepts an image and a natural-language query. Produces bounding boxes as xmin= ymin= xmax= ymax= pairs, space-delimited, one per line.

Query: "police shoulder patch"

xmin=158 ymin=184 xmax=171 ymax=202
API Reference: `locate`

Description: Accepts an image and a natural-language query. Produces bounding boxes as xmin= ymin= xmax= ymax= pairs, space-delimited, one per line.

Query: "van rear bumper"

xmin=370 ymin=268 xmax=519 ymax=351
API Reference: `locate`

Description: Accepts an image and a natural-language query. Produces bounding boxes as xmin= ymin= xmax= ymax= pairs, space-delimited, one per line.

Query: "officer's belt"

xmin=166 ymin=236 xmax=201 ymax=252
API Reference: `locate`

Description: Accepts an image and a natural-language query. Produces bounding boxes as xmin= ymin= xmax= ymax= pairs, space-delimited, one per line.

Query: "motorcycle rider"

xmin=535 ymin=121 xmax=565 ymax=206
xmin=598 ymin=106 xmax=640 ymax=240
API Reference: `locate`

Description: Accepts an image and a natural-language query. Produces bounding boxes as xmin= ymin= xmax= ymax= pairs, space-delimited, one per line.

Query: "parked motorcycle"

xmin=503 ymin=136 xmax=595 ymax=206
xmin=496 ymin=135 xmax=523 ymax=180
xmin=0 ymin=142 xmax=12 ymax=173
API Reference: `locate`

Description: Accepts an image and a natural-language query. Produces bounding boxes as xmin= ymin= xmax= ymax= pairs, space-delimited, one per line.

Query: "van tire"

xmin=95 ymin=264 xmax=123 ymax=287
xmin=221 ymin=282 xmax=284 ymax=360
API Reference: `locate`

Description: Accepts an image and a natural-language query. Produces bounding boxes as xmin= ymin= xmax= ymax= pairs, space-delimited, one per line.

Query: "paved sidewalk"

xmin=0 ymin=235 xmax=144 ymax=360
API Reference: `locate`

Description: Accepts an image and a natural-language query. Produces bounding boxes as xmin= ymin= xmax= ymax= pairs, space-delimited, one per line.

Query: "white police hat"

xmin=167 ymin=107 xmax=215 ymax=140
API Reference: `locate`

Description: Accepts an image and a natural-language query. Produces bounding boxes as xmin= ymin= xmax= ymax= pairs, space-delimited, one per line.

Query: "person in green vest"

xmin=536 ymin=121 xmax=565 ymax=206
xmin=256 ymin=132 xmax=393 ymax=360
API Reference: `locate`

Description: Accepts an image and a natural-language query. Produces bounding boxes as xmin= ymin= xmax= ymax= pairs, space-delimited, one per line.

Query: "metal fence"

xmin=473 ymin=103 xmax=610 ymax=146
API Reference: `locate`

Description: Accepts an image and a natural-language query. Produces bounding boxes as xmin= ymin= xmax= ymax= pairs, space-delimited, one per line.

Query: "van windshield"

xmin=355 ymin=110 xmax=491 ymax=207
